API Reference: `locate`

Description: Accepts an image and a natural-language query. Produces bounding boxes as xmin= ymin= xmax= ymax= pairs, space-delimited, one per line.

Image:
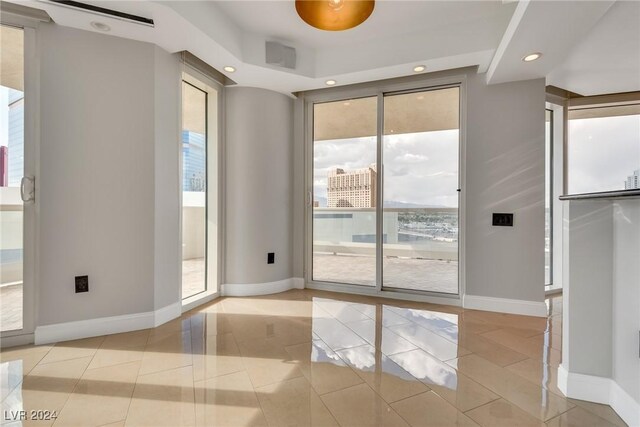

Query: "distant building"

xmin=327 ymin=164 xmax=377 ymax=208
xmin=625 ymin=169 xmax=640 ymax=190
xmin=0 ymin=146 xmax=7 ymax=187
xmin=7 ymin=89 xmax=24 ymax=187
xmin=182 ymin=130 xmax=206 ymax=192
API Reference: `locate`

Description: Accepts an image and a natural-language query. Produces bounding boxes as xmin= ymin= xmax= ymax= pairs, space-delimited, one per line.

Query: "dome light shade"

xmin=296 ymin=0 xmax=375 ymax=31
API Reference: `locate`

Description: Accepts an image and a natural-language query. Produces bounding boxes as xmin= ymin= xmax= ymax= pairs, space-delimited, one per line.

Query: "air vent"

xmin=45 ymin=1 xmax=154 ymax=27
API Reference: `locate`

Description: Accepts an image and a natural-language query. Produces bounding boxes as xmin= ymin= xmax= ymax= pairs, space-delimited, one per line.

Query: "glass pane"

xmin=313 ymin=97 xmax=377 ymax=286
xmin=568 ymin=105 xmax=640 ymax=194
xmin=382 ymin=87 xmax=459 ymax=294
xmin=182 ymin=82 xmax=207 ymax=299
xmin=545 ymin=109 xmax=552 ymax=286
xmin=1 ymin=25 xmax=24 ymax=331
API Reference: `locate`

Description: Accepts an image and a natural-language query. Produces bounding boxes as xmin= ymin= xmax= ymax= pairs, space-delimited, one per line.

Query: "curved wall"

xmin=224 ymin=87 xmax=294 ymax=286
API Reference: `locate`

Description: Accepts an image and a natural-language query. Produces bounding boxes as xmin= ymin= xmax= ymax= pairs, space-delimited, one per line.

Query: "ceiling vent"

xmin=265 ymin=41 xmax=296 ymax=70
xmin=43 ymin=0 xmax=154 ymax=27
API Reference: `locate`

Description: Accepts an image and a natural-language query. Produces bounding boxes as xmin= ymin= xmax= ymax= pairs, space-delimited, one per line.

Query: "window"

xmin=567 ymin=103 xmax=640 ymax=194
xmin=310 ymin=84 xmax=461 ymax=295
xmin=181 ymin=73 xmax=220 ymax=301
xmin=545 ymin=109 xmax=553 ymax=287
xmin=1 ymin=25 xmax=25 ymax=332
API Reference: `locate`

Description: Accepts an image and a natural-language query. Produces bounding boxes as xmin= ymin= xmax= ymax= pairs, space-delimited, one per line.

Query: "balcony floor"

xmin=183 ymin=258 xmax=206 ymax=299
xmin=0 ymin=283 xmax=23 ymax=332
xmin=313 ymin=253 xmax=458 ymax=294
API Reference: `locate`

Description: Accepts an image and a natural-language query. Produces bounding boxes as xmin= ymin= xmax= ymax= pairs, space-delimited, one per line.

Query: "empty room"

xmin=0 ymin=0 xmax=639 ymax=426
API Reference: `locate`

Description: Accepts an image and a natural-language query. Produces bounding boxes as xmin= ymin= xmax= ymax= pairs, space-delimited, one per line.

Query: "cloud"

xmin=395 ymin=153 xmax=428 ymax=163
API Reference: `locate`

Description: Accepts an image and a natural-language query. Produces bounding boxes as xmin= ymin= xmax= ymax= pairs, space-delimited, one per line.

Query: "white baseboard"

xmin=0 ymin=333 xmax=35 ymax=349
xmin=222 ymin=277 xmax=303 ymax=297
xmin=154 ymin=302 xmax=182 ymax=327
xmin=34 ymin=302 xmax=181 ymax=345
xmin=292 ymin=277 xmax=305 ymax=289
xmin=558 ymin=364 xmax=640 ymax=427
xmin=463 ymin=294 xmax=547 ymax=317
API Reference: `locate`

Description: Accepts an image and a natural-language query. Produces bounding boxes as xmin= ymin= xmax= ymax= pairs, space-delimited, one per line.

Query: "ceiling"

xmin=8 ymin=0 xmax=640 ymax=96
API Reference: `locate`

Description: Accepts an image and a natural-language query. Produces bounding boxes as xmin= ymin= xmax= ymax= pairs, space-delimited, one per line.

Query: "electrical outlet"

xmin=492 ymin=213 xmax=514 ymax=227
xmin=267 ymin=252 xmax=275 ymax=264
xmin=75 ymin=275 xmax=89 ymax=293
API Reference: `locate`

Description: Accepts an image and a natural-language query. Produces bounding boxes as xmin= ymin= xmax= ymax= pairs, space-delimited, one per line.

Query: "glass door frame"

xmin=303 ymin=74 xmax=467 ymax=303
xmin=180 ymin=66 xmax=224 ymax=309
xmin=0 ymin=21 xmax=37 ymax=344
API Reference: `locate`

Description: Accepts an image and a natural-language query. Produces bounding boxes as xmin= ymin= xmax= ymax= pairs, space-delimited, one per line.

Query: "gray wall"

xmin=153 ymin=47 xmax=181 ymax=310
xmin=465 ymin=75 xmax=546 ymax=302
xmin=224 ymin=87 xmax=294 ymax=284
xmin=563 ymin=201 xmax=614 ymax=377
xmin=37 ymin=24 xmax=180 ymax=325
xmin=612 ymin=200 xmax=640 ymax=402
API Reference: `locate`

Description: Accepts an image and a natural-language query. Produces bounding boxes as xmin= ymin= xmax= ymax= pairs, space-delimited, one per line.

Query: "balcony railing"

xmin=313 ymin=207 xmax=458 ymax=261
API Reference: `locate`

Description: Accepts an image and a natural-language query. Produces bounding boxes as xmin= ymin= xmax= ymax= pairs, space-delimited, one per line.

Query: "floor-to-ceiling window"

xmin=310 ymin=82 xmax=461 ymax=296
xmin=382 ymin=88 xmax=459 ymax=294
xmin=181 ymin=72 xmax=220 ymax=300
xmin=312 ymin=96 xmax=378 ymax=286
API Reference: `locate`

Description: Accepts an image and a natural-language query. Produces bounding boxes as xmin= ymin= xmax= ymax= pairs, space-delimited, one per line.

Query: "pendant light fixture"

xmin=296 ymin=0 xmax=375 ymax=31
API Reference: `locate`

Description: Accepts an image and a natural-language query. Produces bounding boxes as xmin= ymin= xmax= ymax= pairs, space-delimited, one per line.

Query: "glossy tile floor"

xmin=0 ymin=290 xmax=627 ymax=427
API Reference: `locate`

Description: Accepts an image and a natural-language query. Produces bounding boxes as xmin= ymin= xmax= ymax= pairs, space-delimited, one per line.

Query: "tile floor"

xmin=0 ymin=290 xmax=627 ymax=427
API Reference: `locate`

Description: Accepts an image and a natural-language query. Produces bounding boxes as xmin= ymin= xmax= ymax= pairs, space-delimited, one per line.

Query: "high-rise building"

xmin=7 ymin=89 xmax=24 ymax=187
xmin=0 ymin=146 xmax=8 ymax=187
xmin=182 ymin=130 xmax=206 ymax=192
xmin=327 ymin=164 xmax=377 ymax=208
xmin=625 ymin=169 xmax=640 ymax=190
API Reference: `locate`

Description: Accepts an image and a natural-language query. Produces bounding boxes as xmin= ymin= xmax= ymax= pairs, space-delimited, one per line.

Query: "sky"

xmin=314 ymin=129 xmax=460 ymax=207
xmin=314 ymin=113 xmax=640 ymax=206
xmin=568 ymin=114 xmax=640 ymax=194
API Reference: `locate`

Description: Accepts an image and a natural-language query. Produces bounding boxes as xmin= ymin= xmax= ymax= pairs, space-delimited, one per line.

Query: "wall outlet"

xmin=75 ymin=275 xmax=89 ymax=293
xmin=267 ymin=252 xmax=275 ymax=264
xmin=492 ymin=213 xmax=514 ymax=227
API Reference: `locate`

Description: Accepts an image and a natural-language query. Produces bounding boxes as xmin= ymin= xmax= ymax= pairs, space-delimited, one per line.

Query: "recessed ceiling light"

xmin=413 ymin=65 xmax=426 ymax=73
xmin=223 ymin=66 xmax=236 ymax=73
xmin=325 ymin=80 xmax=337 ymax=86
xmin=343 ymin=102 xmax=351 ymax=106
xmin=522 ymin=52 xmax=542 ymax=62
xmin=90 ymin=21 xmax=111 ymax=32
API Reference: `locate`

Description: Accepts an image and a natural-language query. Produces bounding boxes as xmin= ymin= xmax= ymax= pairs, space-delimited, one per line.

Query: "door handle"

xmin=20 ymin=176 xmax=35 ymax=203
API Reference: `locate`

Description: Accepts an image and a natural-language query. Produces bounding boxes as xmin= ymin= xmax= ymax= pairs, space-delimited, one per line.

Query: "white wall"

xmin=153 ymin=46 xmax=181 ymax=310
xmin=465 ymin=75 xmax=546 ymax=303
xmin=224 ymin=87 xmax=293 ymax=285
xmin=37 ymin=24 xmax=181 ymax=325
xmin=560 ymin=198 xmax=640 ymax=426
xmin=612 ymin=200 xmax=640 ymax=404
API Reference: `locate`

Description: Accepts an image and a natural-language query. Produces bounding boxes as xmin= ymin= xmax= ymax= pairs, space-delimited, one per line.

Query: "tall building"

xmin=182 ymin=130 xmax=206 ymax=192
xmin=7 ymin=89 xmax=24 ymax=187
xmin=625 ymin=169 xmax=640 ymax=190
xmin=327 ymin=164 xmax=377 ymax=208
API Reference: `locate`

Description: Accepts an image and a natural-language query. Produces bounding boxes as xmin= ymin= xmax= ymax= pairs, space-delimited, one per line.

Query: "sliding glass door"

xmin=181 ymin=72 xmax=220 ymax=300
xmin=312 ymin=96 xmax=378 ymax=286
xmin=310 ymin=85 xmax=461 ymax=295
xmin=382 ymin=88 xmax=460 ymax=293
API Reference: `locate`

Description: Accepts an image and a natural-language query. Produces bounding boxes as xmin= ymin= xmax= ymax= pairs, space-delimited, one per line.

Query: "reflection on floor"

xmin=314 ymin=253 xmax=458 ymax=294
xmin=0 ymin=290 xmax=627 ymax=427
xmin=0 ymin=283 xmax=22 ymax=332
xmin=182 ymin=258 xmax=205 ymax=299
